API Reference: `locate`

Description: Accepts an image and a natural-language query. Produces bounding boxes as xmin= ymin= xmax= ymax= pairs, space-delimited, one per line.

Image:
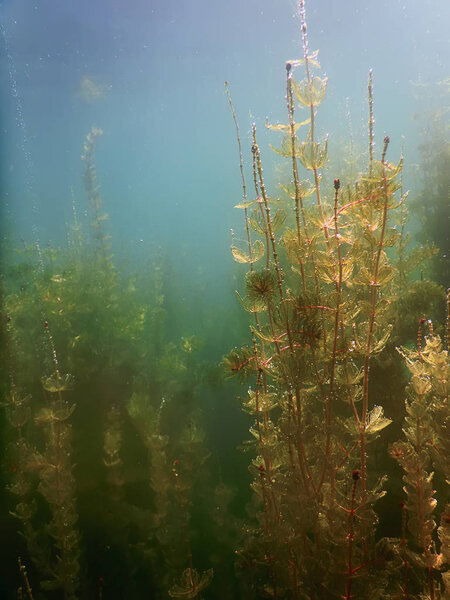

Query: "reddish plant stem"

xmin=360 ymin=135 xmax=391 ymax=515
xmin=318 ymin=180 xmax=343 ymax=493
xmin=399 ymin=501 xmax=409 ymax=598
xmin=288 ymin=559 xmax=300 ymax=600
xmin=252 ymin=135 xmax=286 ymax=304
xmin=428 ymin=566 xmax=435 ymax=600
xmin=417 ymin=318 xmax=425 ymax=359
xmin=344 ymin=471 xmax=360 ymax=600
xmin=324 ymin=195 xmax=370 ymax=227
xmin=253 ymin=127 xmax=319 ymax=497
xmin=336 ymin=440 xmax=359 ymax=470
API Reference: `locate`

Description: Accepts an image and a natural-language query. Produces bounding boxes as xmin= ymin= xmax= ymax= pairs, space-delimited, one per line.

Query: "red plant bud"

xmin=352 ymin=470 xmax=360 ymax=481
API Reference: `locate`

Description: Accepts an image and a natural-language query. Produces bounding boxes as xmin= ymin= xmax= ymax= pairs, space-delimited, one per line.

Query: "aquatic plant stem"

xmin=299 ymin=0 xmax=334 ymax=275
xmin=446 ymin=288 xmax=450 ymax=352
xmin=42 ymin=321 xmax=79 ymax=599
xmin=399 ymin=501 xmax=409 ymax=598
xmin=253 ymin=126 xmax=319 ymax=496
xmin=18 ymin=558 xmax=34 ymax=600
xmin=368 ymin=71 xmax=374 ymax=177
xmin=172 ymin=461 xmax=196 ymax=587
xmin=225 ymin=82 xmax=253 ymax=268
xmin=299 ymin=0 xmax=334 ymax=359
xmin=252 ymin=133 xmax=285 ymax=303
xmin=250 ymin=139 xmax=271 ymax=270
xmin=225 ymin=82 xmax=265 ymax=347
xmin=299 ymin=4 xmax=349 ymax=497
xmin=285 ymin=63 xmax=307 ymax=292
xmin=257 ymin=463 xmax=279 ymax=599
xmin=344 ymin=471 xmax=360 ymax=600
xmin=360 ymin=135 xmax=391 ymax=516
xmin=318 ymin=180 xmax=344 ymax=493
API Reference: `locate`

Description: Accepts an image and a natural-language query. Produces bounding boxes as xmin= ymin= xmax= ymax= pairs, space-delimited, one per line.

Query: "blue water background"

xmin=1 ymin=0 xmax=448 ymax=304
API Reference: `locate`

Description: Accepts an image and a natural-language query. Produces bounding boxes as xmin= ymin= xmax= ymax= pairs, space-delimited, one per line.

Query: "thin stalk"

xmin=318 ymin=179 xmax=344 ymax=493
xmin=344 ymin=471 xmax=360 ymax=600
xmin=251 ymin=139 xmax=271 ymax=269
xmin=257 ymin=462 xmax=279 ymax=598
xmin=18 ymin=558 xmax=34 ymax=600
xmin=43 ymin=321 xmax=78 ymax=599
xmin=252 ymin=134 xmax=286 ymax=305
xmin=286 ymin=63 xmax=307 ymax=292
xmin=253 ymin=127 xmax=321 ymax=498
xmin=399 ymin=501 xmax=409 ymax=598
xmin=225 ymin=82 xmax=253 ymax=269
xmin=368 ymin=70 xmax=374 ymax=177
xmin=225 ymin=82 xmax=264 ymax=341
xmin=446 ymin=288 xmax=450 ymax=353
xmin=172 ymin=460 xmax=196 ymax=584
xmin=299 ymin=1 xmax=331 ymax=257
xmin=360 ymin=135 xmax=391 ymax=507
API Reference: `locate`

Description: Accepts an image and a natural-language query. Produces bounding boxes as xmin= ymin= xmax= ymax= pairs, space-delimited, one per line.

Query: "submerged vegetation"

xmin=1 ymin=1 xmax=448 ymax=599
xmin=1 ymin=128 xmax=221 ymax=599
xmin=224 ymin=1 xmax=448 ymax=598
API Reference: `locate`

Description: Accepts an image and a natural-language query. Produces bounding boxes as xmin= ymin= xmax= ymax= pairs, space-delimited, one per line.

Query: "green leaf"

xmin=269 ymin=135 xmax=298 ymax=158
xmin=236 ymin=291 xmax=267 ymax=313
xmin=35 ymin=403 xmax=76 ymax=425
xmin=292 ymin=76 xmax=327 ymax=106
xmin=41 ymin=372 xmax=75 ymax=393
xmin=249 ymin=210 xmax=266 ymax=235
xmin=298 ymin=138 xmax=328 ymax=170
xmin=366 ymin=405 xmax=392 ymax=434
xmin=242 ymin=390 xmax=278 ymax=414
xmin=168 ymin=568 xmax=214 ymax=599
xmin=280 ymin=179 xmax=315 ymax=200
xmin=265 ymin=117 xmax=310 ymax=132
xmin=231 ymin=239 xmax=265 ymax=264
xmin=235 ymin=200 xmax=256 ymax=209
xmin=287 ymin=51 xmax=320 ymax=70
xmin=372 ymin=324 xmax=393 ymax=353
xmin=271 ymin=209 xmax=286 ymax=233
xmin=251 ymin=325 xmax=275 ymax=343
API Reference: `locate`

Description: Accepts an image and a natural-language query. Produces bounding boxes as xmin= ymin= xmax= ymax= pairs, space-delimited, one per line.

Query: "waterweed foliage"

xmin=224 ymin=1 xmax=448 ymax=598
xmin=1 ymin=128 xmax=218 ymax=599
xmin=410 ymin=77 xmax=450 ymax=289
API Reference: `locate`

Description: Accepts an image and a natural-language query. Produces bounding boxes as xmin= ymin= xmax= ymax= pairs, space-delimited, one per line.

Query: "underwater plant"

xmin=410 ymin=77 xmax=449 ymax=289
xmin=225 ymin=1 xmax=448 ymax=598
xmin=1 ymin=128 xmax=218 ymax=599
xmin=3 ymin=313 xmax=80 ymax=598
xmin=390 ymin=310 xmax=449 ymax=598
